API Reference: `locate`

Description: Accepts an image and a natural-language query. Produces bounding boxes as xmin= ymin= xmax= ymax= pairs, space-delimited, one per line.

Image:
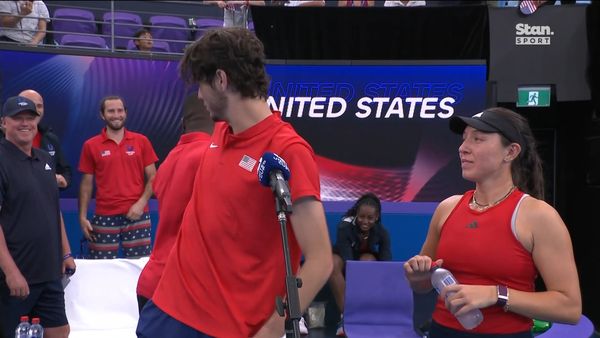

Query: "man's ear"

xmin=215 ymin=69 xmax=228 ymax=92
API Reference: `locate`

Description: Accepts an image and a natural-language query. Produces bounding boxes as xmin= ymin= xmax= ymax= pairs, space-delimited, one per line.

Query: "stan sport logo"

xmin=515 ymin=23 xmax=554 ymax=46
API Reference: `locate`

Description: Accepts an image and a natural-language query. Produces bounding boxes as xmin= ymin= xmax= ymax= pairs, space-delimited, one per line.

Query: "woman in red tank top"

xmin=403 ymin=107 xmax=581 ymax=337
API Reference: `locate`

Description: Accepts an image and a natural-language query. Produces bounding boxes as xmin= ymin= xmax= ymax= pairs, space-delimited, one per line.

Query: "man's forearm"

xmin=59 ymin=214 xmax=71 ymax=255
xmin=295 ymin=255 xmax=332 ymax=312
xmin=30 ymin=31 xmax=45 ymax=45
xmin=137 ymin=180 xmax=153 ymax=206
xmin=0 ymin=14 xmax=22 ymax=28
xmin=0 ymin=225 xmax=20 ymax=277
xmin=78 ymin=178 xmax=93 ymax=220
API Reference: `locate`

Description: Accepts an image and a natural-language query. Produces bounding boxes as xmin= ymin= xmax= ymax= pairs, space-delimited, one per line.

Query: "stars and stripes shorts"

xmin=88 ymin=213 xmax=152 ymax=259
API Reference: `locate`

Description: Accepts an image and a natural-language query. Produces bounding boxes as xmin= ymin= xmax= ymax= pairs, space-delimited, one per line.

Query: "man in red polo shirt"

xmin=78 ymin=96 xmax=158 ymax=259
xmin=135 ymin=94 xmax=214 ymax=311
xmin=136 ymin=28 xmax=333 ymax=338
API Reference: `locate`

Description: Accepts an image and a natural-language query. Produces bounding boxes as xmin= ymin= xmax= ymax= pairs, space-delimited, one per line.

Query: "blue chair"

xmin=52 ymin=8 xmax=97 ymax=45
xmin=149 ymin=15 xmax=189 ymax=53
xmin=60 ymin=34 xmax=107 ymax=49
xmin=344 ymin=261 xmax=423 ymax=338
xmin=102 ymin=12 xmax=142 ymax=49
xmin=194 ymin=18 xmax=224 ymax=40
xmin=536 ymin=315 xmax=595 ymax=338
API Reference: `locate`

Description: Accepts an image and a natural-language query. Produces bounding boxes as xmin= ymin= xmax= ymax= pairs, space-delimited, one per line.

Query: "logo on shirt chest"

xmin=126 ymin=145 xmax=136 ymax=156
xmin=101 ymin=150 xmax=111 ymax=157
xmin=238 ymin=154 xmax=257 ymax=172
xmin=466 ymin=221 xmax=479 ymax=229
xmin=46 ymin=143 xmax=55 ymax=156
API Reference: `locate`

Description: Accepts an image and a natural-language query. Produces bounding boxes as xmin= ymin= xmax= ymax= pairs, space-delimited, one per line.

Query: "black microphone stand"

xmin=273 ymin=196 xmax=303 ymax=338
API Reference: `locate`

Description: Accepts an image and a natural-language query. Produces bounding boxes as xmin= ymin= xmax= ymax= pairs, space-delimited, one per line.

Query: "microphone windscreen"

xmin=257 ymin=152 xmax=291 ymax=187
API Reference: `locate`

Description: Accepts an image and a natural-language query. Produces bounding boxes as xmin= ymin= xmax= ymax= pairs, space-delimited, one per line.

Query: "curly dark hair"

xmin=179 ymin=28 xmax=270 ymax=100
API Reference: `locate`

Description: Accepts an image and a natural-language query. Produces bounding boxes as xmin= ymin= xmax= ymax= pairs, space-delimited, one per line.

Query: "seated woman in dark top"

xmin=328 ymin=192 xmax=392 ymax=336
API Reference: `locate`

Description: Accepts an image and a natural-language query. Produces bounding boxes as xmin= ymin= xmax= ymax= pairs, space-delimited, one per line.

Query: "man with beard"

xmin=78 ymin=96 xmax=158 ymax=259
xmin=136 ymin=28 xmax=332 ymax=338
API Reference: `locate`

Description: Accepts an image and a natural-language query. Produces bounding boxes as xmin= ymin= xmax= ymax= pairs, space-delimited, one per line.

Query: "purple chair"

xmin=52 ymin=8 xmax=97 ymax=44
xmin=102 ymin=12 xmax=142 ymax=49
xmin=60 ymin=34 xmax=107 ymax=49
xmin=126 ymin=39 xmax=171 ymax=53
xmin=194 ymin=18 xmax=224 ymax=40
xmin=149 ymin=15 xmax=189 ymax=53
xmin=344 ymin=261 xmax=423 ymax=338
xmin=536 ymin=315 xmax=594 ymax=338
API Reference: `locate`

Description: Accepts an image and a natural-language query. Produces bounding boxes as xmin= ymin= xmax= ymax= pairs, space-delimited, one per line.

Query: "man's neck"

xmin=6 ymin=138 xmax=33 ymax=157
xmin=227 ymin=97 xmax=272 ymax=134
xmin=105 ymin=127 xmax=125 ymax=143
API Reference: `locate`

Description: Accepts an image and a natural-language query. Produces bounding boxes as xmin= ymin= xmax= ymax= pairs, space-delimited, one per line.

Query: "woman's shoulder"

xmin=518 ymin=195 xmax=561 ymax=223
xmin=437 ymin=194 xmax=464 ymax=213
xmin=337 ymin=217 xmax=354 ymax=229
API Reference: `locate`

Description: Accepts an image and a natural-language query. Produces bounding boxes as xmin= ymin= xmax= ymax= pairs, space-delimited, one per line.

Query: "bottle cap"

xmin=20 ymin=315 xmax=29 ymax=322
xmin=31 ymin=317 xmax=40 ymax=324
xmin=430 ymin=261 xmax=439 ymax=271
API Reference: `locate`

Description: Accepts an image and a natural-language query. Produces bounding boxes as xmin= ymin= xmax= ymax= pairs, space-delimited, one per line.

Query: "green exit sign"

xmin=517 ymin=86 xmax=551 ymax=107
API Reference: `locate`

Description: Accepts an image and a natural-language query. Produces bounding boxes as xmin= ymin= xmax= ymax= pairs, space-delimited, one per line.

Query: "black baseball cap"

xmin=449 ymin=110 xmax=525 ymax=150
xmin=2 ymin=96 xmax=39 ymax=117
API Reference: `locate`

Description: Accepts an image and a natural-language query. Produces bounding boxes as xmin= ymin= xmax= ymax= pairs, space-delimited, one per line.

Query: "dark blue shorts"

xmin=429 ymin=321 xmax=533 ymax=338
xmin=0 ymin=279 xmax=68 ymax=338
xmin=137 ymin=300 xmax=212 ymax=338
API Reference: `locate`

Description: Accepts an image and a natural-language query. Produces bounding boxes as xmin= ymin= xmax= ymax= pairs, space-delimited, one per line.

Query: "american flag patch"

xmin=239 ymin=155 xmax=257 ymax=172
xmin=101 ymin=150 xmax=111 ymax=157
xmin=519 ymin=0 xmax=538 ymax=15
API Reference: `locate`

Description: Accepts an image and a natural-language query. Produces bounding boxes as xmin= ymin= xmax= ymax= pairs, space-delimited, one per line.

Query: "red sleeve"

xmin=141 ymin=135 xmax=158 ymax=166
xmin=281 ymin=143 xmax=321 ymax=202
xmin=78 ymin=141 xmax=95 ymax=174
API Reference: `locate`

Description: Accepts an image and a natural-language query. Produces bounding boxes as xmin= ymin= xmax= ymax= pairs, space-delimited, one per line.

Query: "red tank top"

xmin=433 ymin=189 xmax=537 ymax=334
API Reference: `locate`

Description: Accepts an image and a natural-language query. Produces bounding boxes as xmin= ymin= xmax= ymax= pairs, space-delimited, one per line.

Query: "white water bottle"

xmin=14 ymin=316 xmax=30 ymax=338
xmin=430 ymin=263 xmax=483 ymax=330
xmin=27 ymin=317 xmax=43 ymax=338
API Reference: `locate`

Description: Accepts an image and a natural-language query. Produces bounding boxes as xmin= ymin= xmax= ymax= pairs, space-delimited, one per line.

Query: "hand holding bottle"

xmin=430 ymin=262 xmax=484 ymax=330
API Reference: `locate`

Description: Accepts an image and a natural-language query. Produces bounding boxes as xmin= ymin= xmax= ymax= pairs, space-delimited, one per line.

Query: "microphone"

xmin=258 ymin=152 xmax=292 ymax=211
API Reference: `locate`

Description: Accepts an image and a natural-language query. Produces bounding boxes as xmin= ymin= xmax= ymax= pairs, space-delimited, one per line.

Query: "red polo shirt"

xmin=153 ymin=113 xmax=321 ymax=337
xmin=78 ymin=128 xmax=158 ymax=215
xmin=136 ymin=131 xmax=211 ymax=299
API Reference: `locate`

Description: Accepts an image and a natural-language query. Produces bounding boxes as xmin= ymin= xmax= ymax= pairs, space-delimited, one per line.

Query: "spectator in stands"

xmin=135 ymin=94 xmax=214 ymax=312
xmin=17 ymin=89 xmax=72 ymax=190
xmin=338 ymin=0 xmax=374 ymax=6
xmin=328 ymin=192 xmax=392 ymax=337
xmin=384 ymin=0 xmax=426 ymax=6
xmin=204 ymin=1 xmax=265 ymax=28
xmin=136 ymin=27 xmax=332 ymax=338
xmin=404 ymin=108 xmax=581 ymax=337
xmin=0 ymin=96 xmax=75 ymax=338
xmin=0 ymin=0 xmax=49 ymax=45
xmin=78 ymin=96 xmax=158 ymax=259
xmin=133 ymin=28 xmax=153 ymax=52
xmin=286 ymin=0 xmax=326 ymax=6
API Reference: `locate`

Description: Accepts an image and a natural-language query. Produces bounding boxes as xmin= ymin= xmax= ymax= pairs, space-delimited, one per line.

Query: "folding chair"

xmin=60 ymin=34 xmax=107 ymax=49
xmin=52 ymin=8 xmax=97 ymax=44
xmin=536 ymin=315 xmax=595 ymax=338
xmin=102 ymin=12 xmax=142 ymax=49
xmin=344 ymin=261 xmax=423 ymax=338
xmin=149 ymin=15 xmax=189 ymax=53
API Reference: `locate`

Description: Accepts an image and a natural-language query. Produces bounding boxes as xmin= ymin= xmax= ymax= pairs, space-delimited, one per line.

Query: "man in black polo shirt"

xmin=0 ymin=96 xmax=75 ymax=338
